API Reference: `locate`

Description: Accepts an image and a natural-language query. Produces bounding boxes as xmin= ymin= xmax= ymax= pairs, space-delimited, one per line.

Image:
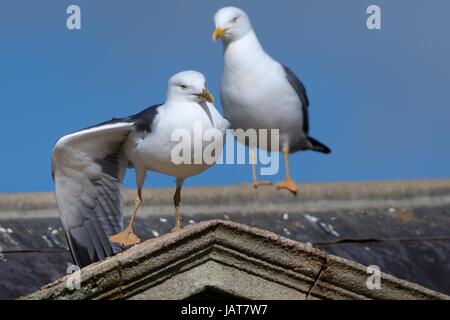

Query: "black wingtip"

xmin=308 ymin=136 xmax=332 ymax=154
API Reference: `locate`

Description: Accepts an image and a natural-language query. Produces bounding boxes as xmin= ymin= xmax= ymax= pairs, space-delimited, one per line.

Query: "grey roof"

xmin=1 ymin=180 xmax=450 ymax=299
xmin=22 ymin=220 xmax=448 ymax=300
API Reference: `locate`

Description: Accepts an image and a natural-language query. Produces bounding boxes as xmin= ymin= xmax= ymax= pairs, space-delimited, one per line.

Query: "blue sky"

xmin=1 ymin=0 xmax=449 ymax=193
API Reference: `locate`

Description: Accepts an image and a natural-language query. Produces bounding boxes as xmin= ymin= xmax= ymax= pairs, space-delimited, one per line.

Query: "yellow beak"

xmin=196 ymin=89 xmax=214 ymax=103
xmin=212 ymin=27 xmax=227 ymax=41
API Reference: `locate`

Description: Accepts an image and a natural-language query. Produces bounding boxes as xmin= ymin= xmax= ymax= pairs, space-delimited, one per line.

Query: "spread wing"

xmin=51 ymin=121 xmax=134 ymax=267
xmin=282 ymin=65 xmax=310 ymax=134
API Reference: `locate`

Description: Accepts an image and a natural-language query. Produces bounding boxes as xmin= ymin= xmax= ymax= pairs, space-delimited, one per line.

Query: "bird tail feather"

xmin=308 ymin=137 xmax=331 ymax=154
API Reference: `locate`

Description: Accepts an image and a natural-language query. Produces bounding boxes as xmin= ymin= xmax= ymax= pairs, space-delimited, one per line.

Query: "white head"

xmin=166 ymin=71 xmax=214 ymax=103
xmin=213 ymin=7 xmax=253 ymax=43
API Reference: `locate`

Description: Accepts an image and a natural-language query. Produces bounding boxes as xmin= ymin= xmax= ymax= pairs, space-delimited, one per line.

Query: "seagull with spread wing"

xmin=51 ymin=71 xmax=229 ymax=267
xmin=213 ymin=7 xmax=331 ymax=194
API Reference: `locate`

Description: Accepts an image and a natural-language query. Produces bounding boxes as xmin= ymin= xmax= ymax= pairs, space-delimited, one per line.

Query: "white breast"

xmin=220 ymin=36 xmax=305 ymax=151
xmin=125 ymin=101 xmax=229 ymax=178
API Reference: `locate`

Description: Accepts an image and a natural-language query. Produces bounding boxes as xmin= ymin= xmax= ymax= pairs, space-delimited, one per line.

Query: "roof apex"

xmin=23 ymin=220 xmax=448 ymax=300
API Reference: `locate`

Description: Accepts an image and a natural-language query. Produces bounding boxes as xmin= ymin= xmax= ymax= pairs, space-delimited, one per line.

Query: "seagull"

xmin=213 ymin=7 xmax=331 ymax=194
xmin=51 ymin=70 xmax=229 ymax=267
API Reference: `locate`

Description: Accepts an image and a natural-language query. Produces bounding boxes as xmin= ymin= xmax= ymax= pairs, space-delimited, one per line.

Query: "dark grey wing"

xmin=125 ymin=104 xmax=163 ymax=134
xmin=51 ymin=121 xmax=134 ymax=267
xmin=283 ymin=65 xmax=332 ymax=154
xmin=282 ymin=65 xmax=310 ymax=134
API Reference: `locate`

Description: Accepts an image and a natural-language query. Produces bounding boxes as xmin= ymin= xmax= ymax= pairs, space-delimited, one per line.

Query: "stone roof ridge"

xmin=22 ymin=220 xmax=449 ymax=300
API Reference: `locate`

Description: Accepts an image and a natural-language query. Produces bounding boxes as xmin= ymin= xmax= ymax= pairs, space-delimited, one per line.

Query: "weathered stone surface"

xmin=22 ymin=220 xmax=448 ymax=300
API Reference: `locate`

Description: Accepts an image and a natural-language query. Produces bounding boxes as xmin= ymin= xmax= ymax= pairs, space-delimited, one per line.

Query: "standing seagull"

xmin=213 ymin=7 xmax=331 ymax=194
xmin=52 ymin=71 xmax=229 ymax=267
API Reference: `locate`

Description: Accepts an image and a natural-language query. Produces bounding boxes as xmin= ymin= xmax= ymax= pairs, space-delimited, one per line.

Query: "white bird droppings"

xmin=282 ymin=213 xmax=289 ymax=220
xmin=159 ymin=217 xmax=168 ymax=223
xmin=283 ymin=227 xmax=291 ymax=236
xmin=305 ymin=214 xmax=319 ymax=224
xmin=0 ymin=227 xmax=18 ymax=246
xmin=151 ymin=230 xmax=160 ymax=237
xmin=306 ymin=216 xmax=340 ymax=237
xmin=0 ymin=245 xmax=5 ymax=262
xmin=330 ymin=229 xmax=340 ymax=237
xmin=42 ymin=235 xmax=54 ymax=248
xmin=318 ymin=222 xmax=340 ymax=237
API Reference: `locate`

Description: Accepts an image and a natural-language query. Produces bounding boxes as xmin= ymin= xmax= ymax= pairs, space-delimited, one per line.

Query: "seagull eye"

xmin=231 ymin=16 xmax=239 ymax=23
xmin=180 ymin=84 xmax=187 ymax=90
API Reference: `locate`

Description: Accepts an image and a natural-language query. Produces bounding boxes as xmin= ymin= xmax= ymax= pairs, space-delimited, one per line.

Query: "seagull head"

xmin=167 ymin=71 xmax=214 ymax=104
xmin=213 ymin=7 xmax=252 ymax=43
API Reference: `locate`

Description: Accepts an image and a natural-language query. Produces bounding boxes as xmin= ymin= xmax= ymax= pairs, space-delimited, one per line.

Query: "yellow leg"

xmin=109 ymin=189 xmax=142 ymax=246
xmin=171 ymin=185 xmax=182 ymax=232
xmin=276 ymin=147 xmax=298 ymax=194
xmin=250 ymin=148 xmax=272 ymax=189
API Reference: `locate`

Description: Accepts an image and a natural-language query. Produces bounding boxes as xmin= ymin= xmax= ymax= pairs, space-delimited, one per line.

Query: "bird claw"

xmin=276 ymin=179 xmax=298 ymax=195
xmin=252 ymin=181 xmax=273 ymax=189
xmin=171 ymin=225 xmax=182 ymax=233
xmin=109 ymin=229 xmax=141 ymax=246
